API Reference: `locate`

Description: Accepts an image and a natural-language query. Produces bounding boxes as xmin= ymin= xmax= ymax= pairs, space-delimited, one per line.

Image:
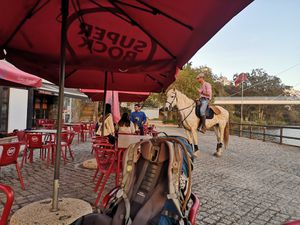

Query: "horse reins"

xmin=166 ymin=91 xmax=196 ymax=127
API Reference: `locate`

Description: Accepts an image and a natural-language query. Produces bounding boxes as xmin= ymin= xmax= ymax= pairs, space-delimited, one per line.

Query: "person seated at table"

xmin=116 ymin=113 xmax=135 ymax=134
xmin=96 ymin=103 xmax=115 ymax=144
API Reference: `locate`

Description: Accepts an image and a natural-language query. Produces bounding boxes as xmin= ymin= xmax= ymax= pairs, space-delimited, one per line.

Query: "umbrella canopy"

xmin=0 ymin=60 xmax=42 ymax=88
xmin=0 ymin=0 xmax=253 ymax=212
xmin=81 ymin=89 xmax=150 ymax=102
xmin=11 ymin=66 xmax=178 ymax=92
xmin=1 ymin=0 xmax=253 ymax=91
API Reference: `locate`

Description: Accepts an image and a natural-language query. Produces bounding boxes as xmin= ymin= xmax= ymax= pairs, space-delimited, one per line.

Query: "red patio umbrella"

xmin=10 ymin=65 xmax=178 ymax=92
xmin=0 ymin=0 xmax=253 ymax=211
xmin=81 ymin=89 xmax=150 ymax=102
xmin=0 ymin=60 xmax=42 ymax=88
xmin=1 ymin=0 xmax=252 ymax=91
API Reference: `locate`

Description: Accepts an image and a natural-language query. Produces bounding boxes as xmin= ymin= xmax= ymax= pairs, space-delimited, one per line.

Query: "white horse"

xmin=165 ymin=88 xmax=230 ymax=157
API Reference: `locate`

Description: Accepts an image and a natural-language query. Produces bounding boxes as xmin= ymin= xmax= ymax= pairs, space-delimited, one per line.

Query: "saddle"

xmin=71 ymin=136 xmax=194 ymax=225
xmin=195 ymin=100 xmax=221 ymax=119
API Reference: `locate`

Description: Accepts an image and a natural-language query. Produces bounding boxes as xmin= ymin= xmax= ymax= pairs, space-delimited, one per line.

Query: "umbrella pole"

xmin=101 ymin=71 xmax=108 ymax=136
xmin=51 ymin=0 xmax=69 ymax=211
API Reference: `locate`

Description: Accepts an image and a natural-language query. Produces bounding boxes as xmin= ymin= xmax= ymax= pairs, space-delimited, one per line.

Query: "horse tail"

xmin=224 ymin=120 xmax=230 ymax=149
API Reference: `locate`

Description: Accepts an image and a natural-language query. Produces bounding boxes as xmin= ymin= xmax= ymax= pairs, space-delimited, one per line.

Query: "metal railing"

xmin=230 ymin=122 xmax=300 ymax=148
xmin=217 ymin=96 xmax=300 ymax=100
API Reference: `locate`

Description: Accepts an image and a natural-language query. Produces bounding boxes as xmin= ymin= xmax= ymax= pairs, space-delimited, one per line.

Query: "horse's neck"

xmin=176 ymin=92 xmax=194 ymax=112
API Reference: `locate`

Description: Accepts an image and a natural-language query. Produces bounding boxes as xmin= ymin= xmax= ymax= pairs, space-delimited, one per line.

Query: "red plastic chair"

xmin=89 ymin=123 xmax=96 ymax=137
xmin=36 ymin=119 xmax=47 ymax=128
xmin=91 ymin=136 xmax=110 ymax=155
xmin=21 ymin=133 xmax=51 ymax=167
xmin=0 ymin=143 xmax=25 ymax=190
xmin=60 ymin=131 xmax=75 ymax=162
xmin=16 ymin=131 xmax=26 ymax=143
xmin=81 ymin=123 xmax=91 ymax=142
xmin=72 ymin=125 xmax=83 ymax=143
xmin=94 ymin=145 xmax=122 ymax=207
xmin=42 ymin=123 xmax=54 ymax=129
xmin=46 ymin=132 xmax=75 ymax=166
xmin=92 ymin=141 xmax=114 ymax=180
xmin=16 ymin=130 xmax=27 ymax=150
xmin=0 ymin=183 xmax=14 ymax=225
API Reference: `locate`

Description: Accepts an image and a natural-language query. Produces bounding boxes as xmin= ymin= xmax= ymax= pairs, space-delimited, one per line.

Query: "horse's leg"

xmin=185 ymin=129 xmax=200 ymax=158
xmin=191 ymin=128 xmax=200 ymax=156
xmin=214 ymin=123 xmax=224 ymax=157
xmin=184 ymin=129 xmax=193 ymax=145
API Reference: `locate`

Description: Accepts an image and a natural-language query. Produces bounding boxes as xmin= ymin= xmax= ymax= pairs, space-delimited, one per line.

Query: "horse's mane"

xmin=175 ymin=89 xmax=194 ymax=104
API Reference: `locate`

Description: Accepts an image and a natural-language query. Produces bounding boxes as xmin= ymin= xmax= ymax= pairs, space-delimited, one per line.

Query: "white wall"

xmin=142 ymin=107 xmax=159 ymax=119
xmin=8 ymin=88 xmax=28 ymax=132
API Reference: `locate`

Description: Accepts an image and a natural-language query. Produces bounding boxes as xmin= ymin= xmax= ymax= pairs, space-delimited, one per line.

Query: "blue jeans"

xmin=200 ymin=98 xmax=208 ymax=116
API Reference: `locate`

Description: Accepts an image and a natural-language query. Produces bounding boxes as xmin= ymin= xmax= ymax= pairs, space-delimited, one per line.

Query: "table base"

xmin=10 ymin=198 xmax=92 ymax=225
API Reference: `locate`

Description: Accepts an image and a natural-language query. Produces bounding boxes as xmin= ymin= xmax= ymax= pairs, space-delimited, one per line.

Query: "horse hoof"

xmin=193 ymin=150 xmax=201 ymax=158
xmin=213 ymin=152 xmax=222 ymax=157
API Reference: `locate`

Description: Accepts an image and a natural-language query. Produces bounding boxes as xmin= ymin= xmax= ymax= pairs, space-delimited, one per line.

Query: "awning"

xmin=38 ymin=81 xmax=87 ymax=100
xmin=0 ymin=60 xmax=42 ymax=88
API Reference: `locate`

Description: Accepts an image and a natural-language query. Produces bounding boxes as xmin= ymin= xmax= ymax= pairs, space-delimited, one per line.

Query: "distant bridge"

xmin=214 ymin=96 xmax=300 ymax=105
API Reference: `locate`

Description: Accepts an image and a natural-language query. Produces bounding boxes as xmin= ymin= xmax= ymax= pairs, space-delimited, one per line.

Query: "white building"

xmin=0 ymin=82 xmax=87 ymax=133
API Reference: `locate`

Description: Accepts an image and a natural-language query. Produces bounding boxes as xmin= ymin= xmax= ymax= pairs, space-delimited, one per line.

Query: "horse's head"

xmin=165 ymin=88 xmax=177 ymax=111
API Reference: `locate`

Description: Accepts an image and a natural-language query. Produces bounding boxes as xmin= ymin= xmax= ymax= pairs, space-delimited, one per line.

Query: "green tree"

xmin=170 ymin=64 xmax=223 ymax=100
xmin=231 ymin=69 xmax=292 ymax=124
xmin=143 ymin=93 xmax=166 ymax=108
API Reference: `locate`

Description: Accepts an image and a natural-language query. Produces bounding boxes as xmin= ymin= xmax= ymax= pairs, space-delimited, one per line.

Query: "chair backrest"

xmin=93 ymin=136 xmax=109 ymax=143
xmin=62 ymin=132 xmax=75 ymax=145
xmin=42 ymin=124 xmax=54 ymax=129
xmin=0 ymin=142 xmax=21 ymax=166
xmin=94 ymin=147 xmax=117 ymax=173
xmin=82 ymin=123 xmax=89 ymax=130
xmin=36 ymin=119 xmax=45 ymax=126
xmin=72 ymin=125 xmax=82 ymax=133
xmin=16 ymin=131 xmax=26 ymax=142
xmin=90 ymin=123 xmax=96 ymax=130
xmin=0 ymin=183 xmax=14 ymax=225
xmin=26 ymin=133 xmax=43 ymax=148
xmin=92 ymin=135 xmax=109 ymax=141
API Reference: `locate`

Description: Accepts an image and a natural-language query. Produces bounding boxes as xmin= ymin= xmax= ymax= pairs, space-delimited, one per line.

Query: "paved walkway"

xmin=1 ymin=127 xmax=300 ymax=225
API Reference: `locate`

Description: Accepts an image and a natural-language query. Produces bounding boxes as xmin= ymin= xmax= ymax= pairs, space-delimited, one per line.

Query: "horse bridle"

xmin=166 ymin=91 xmax=195 ymax=112
xmin=166 ymin=90 xmax=196 ymax=126
xmin=165 ymin=90 xmax=177 ymax=110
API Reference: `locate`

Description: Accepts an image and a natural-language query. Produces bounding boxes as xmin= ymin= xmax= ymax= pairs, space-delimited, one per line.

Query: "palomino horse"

xmin=165 ymin=88 xmax=230 ymax=157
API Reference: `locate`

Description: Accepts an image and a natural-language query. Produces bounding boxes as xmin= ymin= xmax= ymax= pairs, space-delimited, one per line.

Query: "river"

xmin=273 ymin=127 xmax=300 ymax=147
xmin=232 ymin=126 xmax=300 ymax=147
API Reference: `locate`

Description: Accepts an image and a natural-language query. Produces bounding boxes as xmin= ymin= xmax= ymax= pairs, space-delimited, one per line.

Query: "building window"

xmin=0 ymin=87 xmax=9 ymax=132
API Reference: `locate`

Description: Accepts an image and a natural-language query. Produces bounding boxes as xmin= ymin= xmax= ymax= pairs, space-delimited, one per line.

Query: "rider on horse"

xmin=196 ymin=73 xmax=212 ymax=134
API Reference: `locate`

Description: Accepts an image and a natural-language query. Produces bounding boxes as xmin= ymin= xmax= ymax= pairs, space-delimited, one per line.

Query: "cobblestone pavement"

xmin=1 ymin=127 xmax=300 ymax=225
xmin=165 ymin=127 xmax=300 ymax=225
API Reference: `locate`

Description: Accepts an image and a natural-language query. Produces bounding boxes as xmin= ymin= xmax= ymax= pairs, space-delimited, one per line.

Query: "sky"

xmin=191 ymin=0 xmax=300 ymax=90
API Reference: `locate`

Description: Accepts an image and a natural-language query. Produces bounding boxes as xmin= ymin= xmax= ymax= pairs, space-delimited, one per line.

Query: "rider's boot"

xmin=193 ymin=145 xmax=200 ymax=158
xmin=198 ymin=116 xmax=206 ymax=134
xmin=197 ymin=120 xmax=201 ymax=131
